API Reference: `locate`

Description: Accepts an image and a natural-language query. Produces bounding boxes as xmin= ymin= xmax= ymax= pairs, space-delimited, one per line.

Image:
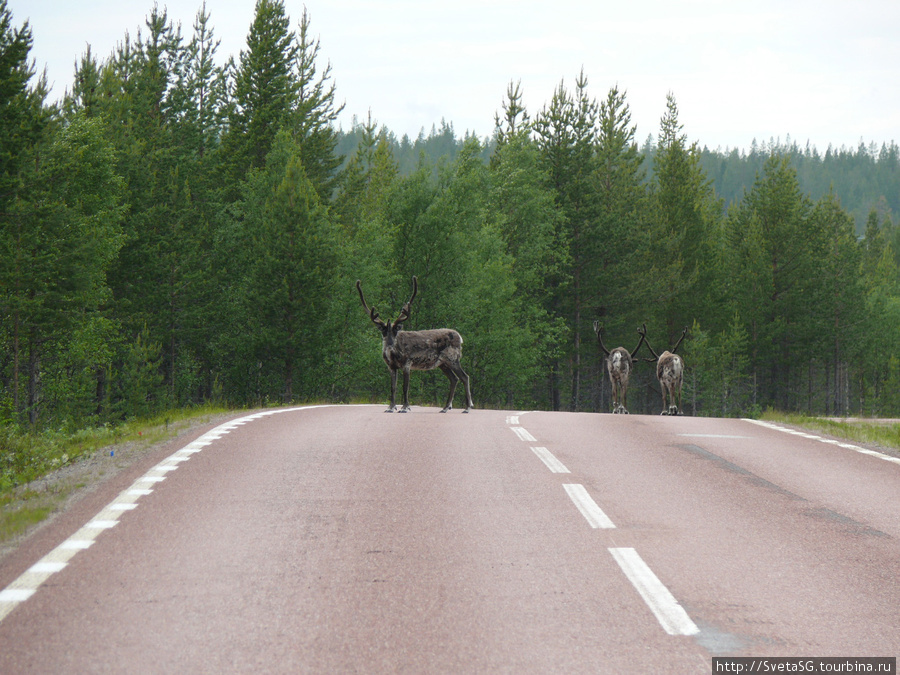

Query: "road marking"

xmin=59 ymin=540 xmax=93 ymax=550
xmin=0 ymin=590 xmax=34 ymax=603
xmin=86 ymin=520 xmax=118 ymax=529
xmin=609 ymin=547 xmax=699 ymax=636
xmin=678 ymin=434 xmax=750 ymax=439
xmin=744 ymin=419 xmax=900 ymax=466
xmin=510 ymin=426 xmax=537 ymax=442
xmin=563 ymin=484 xmax=616 ymax=529
xmin=506 ymin=415 xmax=519 ymax=425
xmin=0 ymin=404 xmax=334 ymax=625
xmin=530 ymin=447 xmax=570 ymax=473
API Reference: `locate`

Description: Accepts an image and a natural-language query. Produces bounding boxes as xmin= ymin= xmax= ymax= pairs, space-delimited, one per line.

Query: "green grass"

xmin=0 ymin=491 xmax=58 ymax=542
xmin=760 ymin=411 xmax=900 ymax=453
xmin=0 ymin=404 xmax=235 ymax=544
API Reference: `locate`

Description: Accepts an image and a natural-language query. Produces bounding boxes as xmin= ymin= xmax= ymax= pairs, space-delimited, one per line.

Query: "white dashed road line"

xmin=609 ymin=547 xmax=699 ymax=636
xmin=510 ymin=426 xmax=537 ymax=442
xmin=563 ymin=483 xmax=616 ymax=529
xmin=506 ymin=413 xmax=701 ymax=638
xmin=530 ymin=446 xmax=570 ymax=474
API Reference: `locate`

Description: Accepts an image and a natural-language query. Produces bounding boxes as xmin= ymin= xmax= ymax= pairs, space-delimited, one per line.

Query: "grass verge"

xmin=760 ymin=411 xmax=900 ymax=454
xmin=0 ymin=404 xmax=234 ymax=546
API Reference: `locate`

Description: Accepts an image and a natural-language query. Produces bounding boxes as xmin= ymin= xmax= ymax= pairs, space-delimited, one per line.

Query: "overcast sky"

xmin=9 ymin=0 xmax=900 ymax=152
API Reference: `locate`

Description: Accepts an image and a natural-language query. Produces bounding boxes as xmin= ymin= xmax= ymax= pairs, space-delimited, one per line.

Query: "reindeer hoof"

xmin=440 ymin=408 xmax=449 ymax=413
xmin=385 ymin=407 xmax=395 ymax=413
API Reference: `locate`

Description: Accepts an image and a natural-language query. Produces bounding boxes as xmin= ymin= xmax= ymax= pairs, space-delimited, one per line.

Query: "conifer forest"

xmin=3 ymin=0 xmax=900 ymax=437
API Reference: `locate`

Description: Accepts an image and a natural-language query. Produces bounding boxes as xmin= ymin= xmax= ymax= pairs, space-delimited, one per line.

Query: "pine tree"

xmin=592 ymin=86 xmax=646 ymax=333
xmin=489 ymin=124 xmax=567 ymax=408
xmin=493 ymin=79 xmax=530 ymax=154
xmin=290 ymin=7 xmax=343 ymax=200
xmin=646 ymin=93 xmax=719 ymax=342
xmin=808 ymin=192 xmax=863 ymax=414
xmin=725 ymin=153 xmax=813 ymax=409
xmin=0 ymin=0 xmax=41 ymax=211
xmin=0 ymin=0 xmax=56 ymax=424
xmin=223 ymin=131 xmax=345 ymax=403
xmin=222 ymin=0 xmax=298 ymax=185
xmin=4 ymin=114 xmax=125 ymax=426
xmin=533 ymin=70 xmax=599 ymax=410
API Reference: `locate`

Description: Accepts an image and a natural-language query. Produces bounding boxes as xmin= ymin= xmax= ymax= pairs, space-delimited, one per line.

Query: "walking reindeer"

xmin=644 ymin=327 xmax=688 ymax=415
xmin=592 ymin=320 xmax=647 ymax=414
xmin=357 ymin=276 xmax=474 ymax=413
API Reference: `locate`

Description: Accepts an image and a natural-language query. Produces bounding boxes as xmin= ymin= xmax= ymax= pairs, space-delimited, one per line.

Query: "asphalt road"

xmin=1 ymin=405 xmax=899 ymax=672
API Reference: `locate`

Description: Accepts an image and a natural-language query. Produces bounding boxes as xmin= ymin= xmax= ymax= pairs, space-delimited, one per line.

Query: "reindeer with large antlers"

xmin=644 ymin=327 xmax=688 ymax=416
xmin=357 ymin=276 xmax=474 ymax=413
xmin=592 ymin=320 xmax=647 ymax=414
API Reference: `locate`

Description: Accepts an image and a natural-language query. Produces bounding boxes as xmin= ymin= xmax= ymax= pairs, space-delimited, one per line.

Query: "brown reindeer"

xmin=357 ymin=276 xmax=473 ymax=413
xmin=644 ymin=327 xmax=688 ymax=415
xmin=592 ymin=320 xmax=647 ymax=414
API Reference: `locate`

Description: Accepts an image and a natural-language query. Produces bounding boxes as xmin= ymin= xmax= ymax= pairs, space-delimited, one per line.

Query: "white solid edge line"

xmin=563 ymin=484 xmax=616 ymax=529
xmin=0 ymin=404 xmax=334 ymax=626
xmin=530 ymin=447 xmax=570 ymax=473
xmin=742 ymin=418 xmax=899 ymax=465
xmin=609 ymin=547 xmax=699 ymax=636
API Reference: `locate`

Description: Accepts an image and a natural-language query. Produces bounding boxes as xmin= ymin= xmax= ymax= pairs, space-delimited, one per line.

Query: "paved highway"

xmin=1 ymin=405 xmax=899 ymax=672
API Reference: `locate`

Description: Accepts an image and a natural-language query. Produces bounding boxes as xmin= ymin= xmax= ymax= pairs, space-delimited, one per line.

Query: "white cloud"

xmin=8 ymin=0 xmax=899 ymax=150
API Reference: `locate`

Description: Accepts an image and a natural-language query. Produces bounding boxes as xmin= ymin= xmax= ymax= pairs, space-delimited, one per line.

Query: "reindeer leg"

xmin=458 ymin=367 xmax=473 ymax=412
xmin=439 ymin=365 xmax=458 ymax=413
xmin=447 ymin=363 xmax=473 ymax=413
xmin=400 ymin=368 xmax=412 ymax=412
xmin=387 ymin=369 xmax=398 ymax=412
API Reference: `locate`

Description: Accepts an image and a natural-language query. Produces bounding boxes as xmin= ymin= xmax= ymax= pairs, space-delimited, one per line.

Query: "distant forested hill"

xmin=695 ymin=139 xmax=899 ymax=233
xmin=337 ymin=117 xmax=493 ymax=176
xmin=339 ymin=121 xmax=899 ymax=234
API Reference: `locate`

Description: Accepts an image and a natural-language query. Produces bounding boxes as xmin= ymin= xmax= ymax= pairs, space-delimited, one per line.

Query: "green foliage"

xmin=685 ymin=317 xmax=751 ymax=417
xmin=2 ymin=0 xmax=900 ymax=480
xmin=222 ymin=131 xmax=345 ymax=403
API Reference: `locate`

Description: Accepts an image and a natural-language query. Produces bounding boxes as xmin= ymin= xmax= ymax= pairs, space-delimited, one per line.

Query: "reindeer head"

xmin=356 ymin=276 xmax=418 ymax=347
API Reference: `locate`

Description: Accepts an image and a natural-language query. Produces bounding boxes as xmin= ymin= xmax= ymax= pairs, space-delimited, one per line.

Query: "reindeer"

xmin=644 ymin=327 xmax=688 ymax=415
xmin=357 ymin=276 xmax=473 ymax=413
xmin=592 ymin=320 xmax=647 ymax=414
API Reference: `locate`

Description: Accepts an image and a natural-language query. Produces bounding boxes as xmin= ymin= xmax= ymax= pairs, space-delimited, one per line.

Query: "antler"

xmin=671 ymin=326 xmax=688 ymax=354
xmin=592 ymin=319 xmax=611 ymax=357
xmin=395 ymin=275 xmax=418 ymax=324
xmin=356 ymin=280 xmax=387 ymax=328
xmin=631 ymin=323 xmax=648 ymax=360
xmin=641 ymin=324 xmax=661 ymax=361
